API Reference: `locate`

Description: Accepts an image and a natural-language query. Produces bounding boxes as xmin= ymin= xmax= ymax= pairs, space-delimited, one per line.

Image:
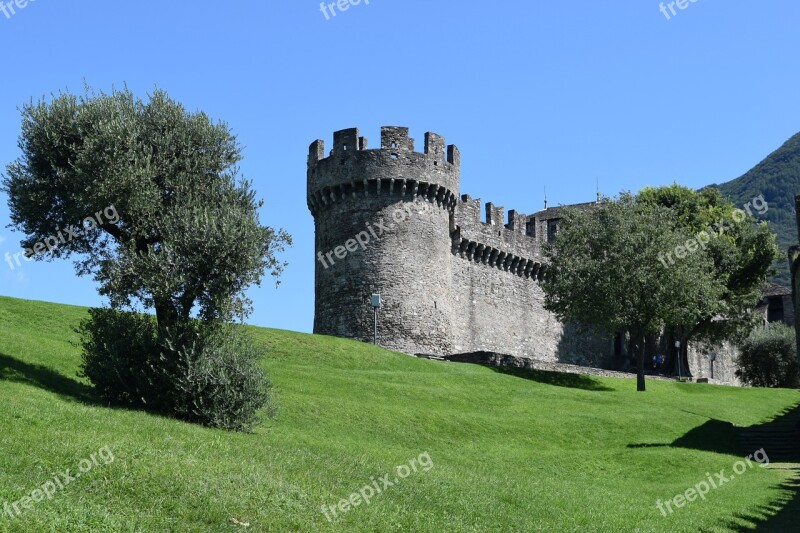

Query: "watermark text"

xmin=321 ymin=451 xmax=433 ymax=522
xmin=656 ymin=448 xmax=769 ymax=516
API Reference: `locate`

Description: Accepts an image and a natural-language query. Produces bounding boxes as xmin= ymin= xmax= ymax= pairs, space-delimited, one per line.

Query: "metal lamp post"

xmin=675 ymin=340 xmax=682 ymax=381
xmin=370 ymin=294 xmax=381 ymax=345
xmin=709 ymin=352 xmax=717 ymax=380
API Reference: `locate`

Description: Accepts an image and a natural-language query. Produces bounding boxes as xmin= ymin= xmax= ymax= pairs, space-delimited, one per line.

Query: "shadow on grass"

xmin=627 ymin=419 xmax=741 ymax=455
xmin=489 ymin=366 xmax=614 ymax=392
xmin=671 ymin=418 xmax=744 ymax=455
xmin=630 ymin=403 xmax=800 ymax=531
xmin=723 ymin=467 xmax=800 ymax=532
xmin=0 ymin=352 xmax=95 ymax=404
xmin=725 ymin=403 xmax=800 ymax=530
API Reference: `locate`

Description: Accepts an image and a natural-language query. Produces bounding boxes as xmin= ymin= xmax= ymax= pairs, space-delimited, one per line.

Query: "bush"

xmin=79 ymin=308 xmax=160 ymax=408
xmin=80 ymin=309 xmax=274 ymax=431
xmin=735 ymin=324 xmax=800 ymax=388
xmin=159 ymin=322 xmax=275 ymax=432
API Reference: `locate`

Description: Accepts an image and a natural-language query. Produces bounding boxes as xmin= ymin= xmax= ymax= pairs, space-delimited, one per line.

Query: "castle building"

xmin=307 ymin=127 xmax=797 ymax=386
xmin=307 ymin=126 xmax=612 ymax=366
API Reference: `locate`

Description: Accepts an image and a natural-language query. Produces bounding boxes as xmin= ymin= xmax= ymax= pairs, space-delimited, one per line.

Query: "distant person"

xmin=654 ymin=354 xmax=664 ymax=374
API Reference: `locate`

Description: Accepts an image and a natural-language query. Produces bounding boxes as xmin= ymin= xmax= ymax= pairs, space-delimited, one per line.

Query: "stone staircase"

xmin=739 ymin=404 xmax=800 ymax=463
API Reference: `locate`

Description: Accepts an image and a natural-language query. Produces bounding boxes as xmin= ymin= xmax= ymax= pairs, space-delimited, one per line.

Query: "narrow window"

xmin=547 ymin=219 xmax=559 ymax=243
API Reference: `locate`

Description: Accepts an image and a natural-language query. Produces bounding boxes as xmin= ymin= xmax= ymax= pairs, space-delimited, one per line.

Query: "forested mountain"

xmin=706 ymin=132 xmax=800 ymax=287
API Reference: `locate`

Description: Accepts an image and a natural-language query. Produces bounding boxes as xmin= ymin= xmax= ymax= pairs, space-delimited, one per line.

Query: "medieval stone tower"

xmin=308 ymin=126 xmax=458 ymax=355
xmin=307 ymin=126 xmax=612 ymax=363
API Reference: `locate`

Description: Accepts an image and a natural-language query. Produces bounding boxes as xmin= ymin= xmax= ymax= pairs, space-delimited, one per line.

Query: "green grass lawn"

xmin=0 ymin=295 xmax=799 ymax=532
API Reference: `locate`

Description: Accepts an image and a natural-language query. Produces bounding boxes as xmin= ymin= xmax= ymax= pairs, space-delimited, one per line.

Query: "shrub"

xmin=79 ymin=308 xmax=160 ymax=408
xmin=158 ymin=322 xmax=275 ymax=432
xmin=80 ymin=309 xmax=274 ymax=431
xmin=735 ymin=324 xmax=800 ymax=388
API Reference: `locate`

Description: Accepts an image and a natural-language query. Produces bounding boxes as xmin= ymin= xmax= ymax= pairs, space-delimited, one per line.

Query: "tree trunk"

xmin=662 ymin=328 xmax=675 ymax=376
xmin=154 ymin=297 xmax=179 ymax=338
xmin=631 ymin=325 xmax=646 ymax=391
xmin=637 ymin=349 xmax=646 ymax=391
xmin=679 ymin=339 xmax=692 ymax=379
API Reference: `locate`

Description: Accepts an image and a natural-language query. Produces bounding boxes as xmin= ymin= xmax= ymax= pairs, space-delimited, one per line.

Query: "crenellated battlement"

xmin=307 ymin=126 xmax=461 ymax=216
xmin=451 ymin=195 xmax=543 ymax=279
xmin=308 ymin=126 xmax=460 ymax=166
xmin=308 ymin=127 xmax=557 ymax=280
xmin=453 ymin=196 xmax=540 ymax=240
xmin=453 ymin=195 xmax=536 ymax=236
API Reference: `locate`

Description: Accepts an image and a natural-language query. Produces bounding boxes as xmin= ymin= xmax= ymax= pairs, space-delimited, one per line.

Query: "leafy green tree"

xmin=542 ymin=194 xmax=724 ymax=391
xmin=3 ymin=86 xmax=290 ymax=429
xmin=637 ymin=185 xmax=778 ymax=375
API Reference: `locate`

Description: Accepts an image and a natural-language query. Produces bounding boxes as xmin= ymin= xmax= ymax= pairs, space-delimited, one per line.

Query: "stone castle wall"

xmin=307 ymin=126 xmax=616 ymax=367
xmin=448 ymin=195 xmax=613 ymax=365
xmin=687 ymin=342 xmax=742 ymax=386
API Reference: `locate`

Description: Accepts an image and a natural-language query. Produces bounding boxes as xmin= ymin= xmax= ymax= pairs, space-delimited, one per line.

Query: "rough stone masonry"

xmin=307 ymin=126 xmax=614 ymax=367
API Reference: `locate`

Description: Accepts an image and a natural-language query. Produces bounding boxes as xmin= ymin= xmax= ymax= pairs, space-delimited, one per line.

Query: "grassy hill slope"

xmin=1 ymin=296 xmax=799 ymax=532
xmin=708 ymin=132 xmax=800 ymax=287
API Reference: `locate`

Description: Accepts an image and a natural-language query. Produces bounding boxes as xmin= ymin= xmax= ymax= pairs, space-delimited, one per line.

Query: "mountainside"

xmin=708 ymin=132 xmax=800 ymax=287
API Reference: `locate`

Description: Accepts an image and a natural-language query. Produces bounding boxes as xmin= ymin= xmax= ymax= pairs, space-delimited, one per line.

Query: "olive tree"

xmin=3 ymin=86 xmax=291 ymax=430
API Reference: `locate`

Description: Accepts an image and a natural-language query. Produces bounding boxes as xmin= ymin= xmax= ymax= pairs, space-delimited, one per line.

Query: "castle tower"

xmin=307 ymin=127 xmax=460 ymax=355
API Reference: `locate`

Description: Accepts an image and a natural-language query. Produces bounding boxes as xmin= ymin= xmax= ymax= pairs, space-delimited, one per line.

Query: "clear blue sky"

xmin=1 ymin=0 xmax=798 ymax=333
